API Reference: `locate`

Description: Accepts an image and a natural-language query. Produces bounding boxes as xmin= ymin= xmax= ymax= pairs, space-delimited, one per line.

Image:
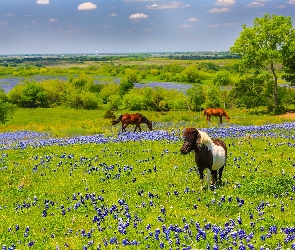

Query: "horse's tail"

xmin=112 ymin=115 xmax=123 ymax=126
xmin=203 ymin=109 xmax=207 ymax=116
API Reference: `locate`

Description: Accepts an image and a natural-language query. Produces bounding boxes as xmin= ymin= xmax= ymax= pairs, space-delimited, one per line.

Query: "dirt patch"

xmin=278 ymin=112 xmax=295 ymax=119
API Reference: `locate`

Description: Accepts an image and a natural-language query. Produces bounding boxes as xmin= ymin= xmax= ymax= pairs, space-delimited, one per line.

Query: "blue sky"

xmin=1 ymin=0 xmax=295 ymax=54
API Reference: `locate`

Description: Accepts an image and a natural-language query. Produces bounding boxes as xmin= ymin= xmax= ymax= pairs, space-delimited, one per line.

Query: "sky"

xmin=1 ymin=0 xmax=295 ymax=55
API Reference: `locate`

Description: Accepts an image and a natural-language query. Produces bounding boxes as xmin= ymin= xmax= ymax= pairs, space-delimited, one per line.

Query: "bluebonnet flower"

xmin=28 ymin=242 xmax=35 ymax=247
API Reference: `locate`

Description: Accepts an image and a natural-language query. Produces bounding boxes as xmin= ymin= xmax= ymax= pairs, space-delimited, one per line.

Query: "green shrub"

xmin=8 ymin=80 xmax=49 ymax=108
xmin=103 ymin=110 xmax=116 ymax=119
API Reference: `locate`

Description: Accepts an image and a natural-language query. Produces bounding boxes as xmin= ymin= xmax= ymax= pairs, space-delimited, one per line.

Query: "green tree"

xmin=282 ymin=29 xmax=295 ymax=85
xmin=231 ymin=74 xmax=271 ymax=108
xmin=9 ymin=81 xmax=49 ymax=108
xmin=181 ymin=66 xmax=209 ymax=83
xmin=186 ymin=85 xmax=206 ymax=111
xmin=230 ymin=14 xmax=294 ymax=108
xmin=119 ymin=78 xmax=134 ymax=96
xmin=205 ymin=87 xmax=223 ymax=108
xmin=0 ymin=88 xmax=16 ymax=124
xmin=213 ymin=71 xmax=232 ymax=86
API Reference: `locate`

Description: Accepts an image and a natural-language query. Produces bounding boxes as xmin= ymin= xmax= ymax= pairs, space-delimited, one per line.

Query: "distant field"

xmin=0 ymin=107 xmax=295 ymax=137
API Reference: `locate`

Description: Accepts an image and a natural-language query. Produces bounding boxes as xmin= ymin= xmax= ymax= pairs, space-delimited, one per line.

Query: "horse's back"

xmin=122 ymin=113 xmax=141 ymax=124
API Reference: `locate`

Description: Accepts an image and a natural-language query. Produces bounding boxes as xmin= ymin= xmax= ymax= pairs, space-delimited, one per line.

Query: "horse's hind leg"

xmin=198 ymin=168 xmax=205 ymax=189
xmin=211 ymin=170 xmax=218 ymax=185
xmin=219 ymin=116 xmax=222 ymax=124
xmin=218 ymin=166 xmax=224 ymax=183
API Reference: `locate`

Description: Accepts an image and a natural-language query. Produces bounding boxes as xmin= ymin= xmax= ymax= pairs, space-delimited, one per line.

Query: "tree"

xmin=230 ymin=14 xmax=294 ymax=108
xmin=186 ymin=85 xmax=206 ymax=111
xmin=0 ymin=88 xmax=16 ymax=124
xmin=282 ymin=29 xmax=295 ymax=86
xmin=231 ymin=74 xmax=271 ymax=108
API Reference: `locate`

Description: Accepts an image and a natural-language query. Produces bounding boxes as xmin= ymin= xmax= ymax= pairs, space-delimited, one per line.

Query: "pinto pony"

xmin=112 ymin=113 xmax=152 ymax=133
xmin=180 ymin=128 xmax=227 ymax=190
xmin=203 ymin=108 xmax=230 ymax=123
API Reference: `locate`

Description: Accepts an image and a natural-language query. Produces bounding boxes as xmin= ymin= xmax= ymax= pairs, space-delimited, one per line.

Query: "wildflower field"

xmin=1 ymin=116 xmax=295 ymax=249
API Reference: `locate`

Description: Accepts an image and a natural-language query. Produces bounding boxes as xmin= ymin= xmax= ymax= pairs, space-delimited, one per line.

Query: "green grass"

xmin=0 ymin=107 xmax=295 ymax=249
xmin=1 ymin=106 xmax=294 ymax=137
xmin=0 ymin=131 xmax=295 ymax=249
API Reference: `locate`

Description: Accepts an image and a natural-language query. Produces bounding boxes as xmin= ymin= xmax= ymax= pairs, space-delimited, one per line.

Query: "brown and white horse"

xmin=180 ymin=128 xmax=227 ymax=190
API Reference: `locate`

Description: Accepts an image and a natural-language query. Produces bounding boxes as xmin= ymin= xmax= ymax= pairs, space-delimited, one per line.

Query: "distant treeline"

xmin=0 ymin=51 xmax=239 ymax=65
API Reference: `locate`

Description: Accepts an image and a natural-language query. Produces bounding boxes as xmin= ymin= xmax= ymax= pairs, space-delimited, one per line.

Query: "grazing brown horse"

xmin=112 ymin=113 xmax=153 ymax=133
xmin=203 ymin=108 xmax=230 ymax=124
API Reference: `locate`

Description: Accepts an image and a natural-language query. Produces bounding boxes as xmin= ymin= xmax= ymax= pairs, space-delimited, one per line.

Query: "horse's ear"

xmin=192 ymin=129 xmax=201 ymax=145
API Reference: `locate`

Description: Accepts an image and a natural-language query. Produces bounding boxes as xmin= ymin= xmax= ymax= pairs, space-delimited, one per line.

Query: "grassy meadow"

xmin=0 ymin=107 xmax=295 ymax=249
xmin=0 ymin=53 xmax=295 ymax=249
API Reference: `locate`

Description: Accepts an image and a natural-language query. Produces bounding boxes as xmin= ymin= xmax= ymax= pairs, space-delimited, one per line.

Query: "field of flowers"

xmin=0 ymin=122 xmax=295 ymax=249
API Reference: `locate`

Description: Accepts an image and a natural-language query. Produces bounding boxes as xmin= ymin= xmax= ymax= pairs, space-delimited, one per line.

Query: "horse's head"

xmin=147 ymin=120 xmax=153 ymax=131
xmin=142 ymin=116 xmax=153 ymax=131
xmin=180 ymin=128 xmax=200 ymax=154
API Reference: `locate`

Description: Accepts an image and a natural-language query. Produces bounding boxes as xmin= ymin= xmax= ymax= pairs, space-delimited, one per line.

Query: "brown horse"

xmin=203 ymin=108 xmax=230 ymax=123
xmin=112 ymin=113 xmax=153 ymax=133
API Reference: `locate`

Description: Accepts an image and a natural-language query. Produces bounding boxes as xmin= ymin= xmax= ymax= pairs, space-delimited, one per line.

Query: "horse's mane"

xmin=141 ymin=115 xmax=149 ymax=123
xmin=198 ymin=130 xmax=213 ymax=145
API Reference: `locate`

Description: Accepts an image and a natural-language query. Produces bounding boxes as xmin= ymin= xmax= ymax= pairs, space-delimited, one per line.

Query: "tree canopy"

xmin=230 ymin=14 xmax=294 ymax=109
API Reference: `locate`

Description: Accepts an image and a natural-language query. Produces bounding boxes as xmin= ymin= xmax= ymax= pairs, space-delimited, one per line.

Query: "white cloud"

xmin=207 ymin=7 xmax=231 ymax=13
xmin=187 ymin=17 xmax=198 ymax=22
xmin=146 ymin=2 xmax=191 ymax=10
xmin=6 ymin=13 xmax=15 ymax=17
xmin=210 ymin=22 xmax=239 ymax=28
xmin=224 ymin=22 xmax=239 ymax=26
xmin=78 ymin=2 xmax=97 ymax=10
xmin=49 ymin=18 xmax=58 ymax=22
xmin=124 ymin=0 xmax=158 ymax=1
xmin=0 ymin=22 xmax=9 ymax=26
xmin=129 ymin=13 xmax=148 ymax=20
xmin=246 ymin=2 xmax=264 ymax=7
xmin=179 ymin=24 xmax=192 ymax=28
xmin=109 ymin=13 xmax=117 ymax=17
xmin=36 ymin=0 xmax=50 ymax=4
xmin=287 ymin=0 xmax=295 ymax=4
xmin=215 ymin=0 xmax=235 ymax=5
xmin=274 ymin=5 xmax=285 ymax=8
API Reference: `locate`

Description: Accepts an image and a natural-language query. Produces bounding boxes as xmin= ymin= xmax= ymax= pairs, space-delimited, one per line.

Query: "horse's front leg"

xmin=198 ymin=167 xmax=205 ymax=189
xmin=134 ymin=124 xmax=141 ymax=132
xmin=219 ymin=116 xmax=222 ymax=124
xmin=122 ymin=124 xmax=128 ymax=132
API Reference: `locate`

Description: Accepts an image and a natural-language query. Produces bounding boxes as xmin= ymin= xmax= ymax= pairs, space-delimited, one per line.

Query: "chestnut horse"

xmin=112 ymin=113 xmax=153 ymax=133
xmin=203 ymin=108 xmax=230 ymax=124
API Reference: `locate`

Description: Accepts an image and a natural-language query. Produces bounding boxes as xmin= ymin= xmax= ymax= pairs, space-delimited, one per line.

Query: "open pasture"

xmin=1 ymin=121 xmax=295 ymax=249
